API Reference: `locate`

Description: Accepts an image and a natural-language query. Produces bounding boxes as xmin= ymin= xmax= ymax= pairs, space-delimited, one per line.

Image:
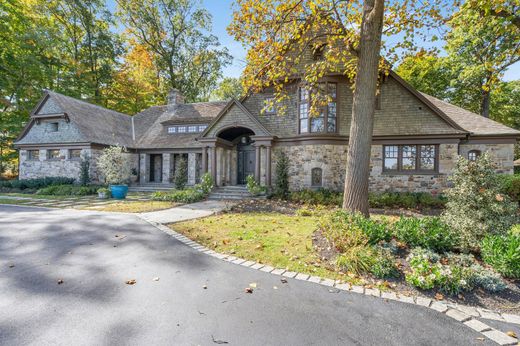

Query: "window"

xmin=167 ymin=126 xmax=177 ymax=134
xmin=311 ymin=168 xmax=323 ymax=187
xmin=187 ymin=125 xmax=198 ymax=133
xmin=177 ymin=126 xmax=186 ymax=133
xmin=468 ymin=150 xmax=481 ymax=161
xmin=298 ymin=83 xmax=337 ymax=134
xmin=27 ymin=150 xmax=39 ymax=161
xmin=48 ymin=149 xmax=61 ymax=160
xmin=198 ymin=125 xmax=207 ymax=132
xmin=263 ymin=96 xmax=276 ymax=114
xmin=383 ymin=145 xmax=437 ymax=173
xmin=313 ymin=44 xmax=325 ymax=61
xmin=49 ymin=122 xmax=59 ymax=132
xmin=168 ymin=124 xmax=207 ymax=134
xmin=69 ymin=149 xmax=82 ymax=160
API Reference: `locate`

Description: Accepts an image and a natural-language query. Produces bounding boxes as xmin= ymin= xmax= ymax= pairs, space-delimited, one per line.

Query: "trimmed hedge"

xmin=287 ymin=188 xmax=445 ymax=209
xmin=36 ymin=184 xmax=99 ymax=196
xmin=0 ymin=177 xmax=75 ymax=191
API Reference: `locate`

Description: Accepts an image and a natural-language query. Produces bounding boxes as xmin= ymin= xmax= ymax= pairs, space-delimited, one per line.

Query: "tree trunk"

xmin=342 ymin=0 xmax=385 ymax=217
xmin=480 ymin=87 xmax=490 ymax=118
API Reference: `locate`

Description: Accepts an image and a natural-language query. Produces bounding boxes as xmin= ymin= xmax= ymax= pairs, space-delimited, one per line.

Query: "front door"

xmin=149 ymin=154 xmax=163 ymax=183
xmin=237 ymin=144 xmax=255 ymax=185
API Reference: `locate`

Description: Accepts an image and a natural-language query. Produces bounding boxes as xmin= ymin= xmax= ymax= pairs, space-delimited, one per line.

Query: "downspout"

xmin=131 ymin=116 xmax=136 ymax=142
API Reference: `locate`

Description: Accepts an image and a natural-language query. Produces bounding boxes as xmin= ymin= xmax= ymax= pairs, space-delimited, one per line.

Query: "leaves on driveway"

xmin=57 ymin=279 xmax=64 ymax=284
xmin=244 ymin=287 xmax=253 ymax=293
xmin=126 ymin=279 xmax=136 ymax=285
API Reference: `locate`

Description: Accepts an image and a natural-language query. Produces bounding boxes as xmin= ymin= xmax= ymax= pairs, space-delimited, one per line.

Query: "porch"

xmin=137 ymin=151 xmax=202 ymax=186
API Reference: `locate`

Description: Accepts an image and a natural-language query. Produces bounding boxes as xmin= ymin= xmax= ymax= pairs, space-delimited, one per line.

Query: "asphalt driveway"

xmin=0 ymin=205 xmax=494 ymax=345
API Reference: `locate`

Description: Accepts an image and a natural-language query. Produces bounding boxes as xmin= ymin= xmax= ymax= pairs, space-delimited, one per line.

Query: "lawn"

xmin=172 ymin=212 xmax=361 ymax=282
xmin=85 ymin=200 xmax=177 ymax=213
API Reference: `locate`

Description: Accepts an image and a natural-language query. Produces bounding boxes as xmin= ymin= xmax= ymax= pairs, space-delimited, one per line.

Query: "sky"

xmin=108 ymin=0 xmax=518 ymax=81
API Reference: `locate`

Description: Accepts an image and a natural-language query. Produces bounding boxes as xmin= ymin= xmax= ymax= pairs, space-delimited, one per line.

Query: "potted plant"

xmin=97 ymin=187 xmax=110 ymax=199
xmin=97 ymin=146 xmax=132 ymax=199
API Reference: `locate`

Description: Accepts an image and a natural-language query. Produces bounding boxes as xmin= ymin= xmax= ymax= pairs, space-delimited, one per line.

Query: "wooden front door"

xmin=237 ymin=144 xmax=255 ymax=185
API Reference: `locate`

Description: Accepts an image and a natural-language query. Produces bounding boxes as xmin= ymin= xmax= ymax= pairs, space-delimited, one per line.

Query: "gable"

xmin=15 ymin=118 xmax=86 ymax=145
xmin=35 ymin=96 xmax=64 ymax=115
xmin=202 ymin=99 xmax=271 ymax=138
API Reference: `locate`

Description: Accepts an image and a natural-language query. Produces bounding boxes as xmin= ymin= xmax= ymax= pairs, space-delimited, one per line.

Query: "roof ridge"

xmin=46 ymin=90 xmax=131 ymax=118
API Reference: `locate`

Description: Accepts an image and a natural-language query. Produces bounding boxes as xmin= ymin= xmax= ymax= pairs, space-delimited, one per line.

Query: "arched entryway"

xmin=199 ymin=126 xmax=273 ymax=187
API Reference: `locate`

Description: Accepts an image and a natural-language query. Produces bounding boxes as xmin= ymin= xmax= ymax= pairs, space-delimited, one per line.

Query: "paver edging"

xmin=140 ymin=215 xmax=520 ymax=346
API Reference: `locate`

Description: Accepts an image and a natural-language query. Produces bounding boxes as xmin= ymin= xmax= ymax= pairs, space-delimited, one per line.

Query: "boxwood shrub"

xmin=0 ymin=177 xmax=75 ymax=191
xmin=393 ymin=216 xmax=458 ymax=252
xmin=36 ymin=184 xmax=99 ymax=196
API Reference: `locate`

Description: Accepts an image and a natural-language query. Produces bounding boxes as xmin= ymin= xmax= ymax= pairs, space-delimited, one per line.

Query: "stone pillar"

xmin=162 ymin=153 xmax=171 ymax=184
xmin=202 ymin=147 xmax=208 ymax=173
xmin=187 ymin=152 xmax=196 ymax=186
xmin=139 ymin=154 xmax=148 ymax=184
xmin=255 ymin=145 xmax=261 ymax=182
xmin=210 ymin=147 xmax=217 ymax=185
xmin=266 ymin=145 xmax=272 ymax=187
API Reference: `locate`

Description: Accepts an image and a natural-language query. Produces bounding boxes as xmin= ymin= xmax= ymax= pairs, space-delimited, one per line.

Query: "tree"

xmin=116 ymin=0 xmax=232 ymax=102
xmin=446 ymin=5 xmax=520 ymax=117
xmin=209 ymin=77 xmax=243 ymax=101
xmin=229 ymin=0 xmax=448 ymax=216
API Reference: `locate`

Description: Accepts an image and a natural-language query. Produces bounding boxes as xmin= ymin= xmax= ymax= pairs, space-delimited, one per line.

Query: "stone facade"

xmin=459 ymin=143 xmax=514 ymax=174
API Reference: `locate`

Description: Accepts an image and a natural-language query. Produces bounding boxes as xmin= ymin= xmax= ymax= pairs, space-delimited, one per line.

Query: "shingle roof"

xmin=422 ymin=93 xmax=520 ymax=137
xmin=45 ymin=91 xmax=135 ymax=147
xmin=134 ymin=101 xmax=227 ymax=149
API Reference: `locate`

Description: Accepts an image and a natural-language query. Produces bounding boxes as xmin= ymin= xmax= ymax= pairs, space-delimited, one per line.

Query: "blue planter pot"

xmin=110 ymin=185 xmax=128 ymax=199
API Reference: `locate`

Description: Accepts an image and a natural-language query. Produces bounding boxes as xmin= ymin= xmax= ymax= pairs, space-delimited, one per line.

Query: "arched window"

xmin=311 ymin=168 xmax=323 ymax=187
xmin=468 ymin=150 xmax=481 ymax=161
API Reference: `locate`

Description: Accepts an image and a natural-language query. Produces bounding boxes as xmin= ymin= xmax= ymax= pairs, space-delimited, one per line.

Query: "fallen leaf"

xmin=475 ymin=337 xmax=485 ymax=341
xmin=57 ymin=279 xmax=64 ymax=285
xmin=273 ymin=286 xmax=278 ymax=290
xmin=506 ymin=331 xmax=517 ymax=338
xmin=126 ymin=279 xmax=136 ymax=285
xmin=435 ymin=293 xmax=444 ymax=300
xmin=249 ymin=282 xmax=257 ymax=288
xmin=8 ymin=264 xmax=14 ymax=268
xmin=211 ymin=335 xmax=229 ymax=344
xmin=280 ymin=278 xmax=288 ymax=284
xmin=245 ymin=287 xmax=253 ymax=294
xmin=203 ymin=284 xmax=208 ymax=289
xmin=152 ymin=277 xmax=160 ymax=281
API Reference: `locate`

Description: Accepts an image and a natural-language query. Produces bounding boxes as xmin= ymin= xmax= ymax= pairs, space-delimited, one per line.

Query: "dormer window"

xmin=168 ymin=124 xmax=207 ymax=134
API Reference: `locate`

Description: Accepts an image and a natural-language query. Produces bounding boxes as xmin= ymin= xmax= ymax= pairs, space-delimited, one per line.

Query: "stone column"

xmin=266 ymin=145 xmax=272 ymax=187
xmin=162 ymin=153 xmax=171 ymax=184
xmin=139 ymin=154 xmax=148 ymax=184
xmin=187 ymin=152 xmax=196 ymax=186
xmin=210 ymin=147 xmax=217 ymax=185
xmin=202 ymin=147 xmax=208 ymax=173
xmin=255 ymin=145 xmax=261 ymax=182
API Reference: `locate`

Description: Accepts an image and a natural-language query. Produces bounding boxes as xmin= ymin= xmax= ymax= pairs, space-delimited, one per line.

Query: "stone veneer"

xmin=272 ymin=142 xmax=512 ymax=194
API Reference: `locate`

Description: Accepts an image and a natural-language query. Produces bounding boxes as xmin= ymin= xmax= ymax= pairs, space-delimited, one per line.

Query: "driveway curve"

xmin=0 ymin=205 xmax=493 ymax=345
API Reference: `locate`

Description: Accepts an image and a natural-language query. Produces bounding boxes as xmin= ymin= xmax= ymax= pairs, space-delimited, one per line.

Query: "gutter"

xmin=131 ymin=116 xmax=136 ymax=142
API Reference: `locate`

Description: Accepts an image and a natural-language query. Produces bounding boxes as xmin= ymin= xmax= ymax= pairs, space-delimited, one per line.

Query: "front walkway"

xmin=139 ymin=200 xmax=235 ymax=224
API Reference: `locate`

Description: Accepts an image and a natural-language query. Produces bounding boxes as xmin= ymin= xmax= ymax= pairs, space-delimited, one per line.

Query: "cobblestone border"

xmin=141 ymin=217 xmax=519 ymax=346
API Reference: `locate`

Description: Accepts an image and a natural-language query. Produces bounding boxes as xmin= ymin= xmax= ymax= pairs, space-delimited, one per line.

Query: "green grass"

xmin=85 ymin=200 xmax=177 ymax=213
xmin=172 ymin=212 xmax=361 ymax=282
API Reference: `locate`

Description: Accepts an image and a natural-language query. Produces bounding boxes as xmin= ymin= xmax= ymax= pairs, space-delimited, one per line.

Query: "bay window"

xmin=298 ymin=82 xmax=337 ymax=134
xmin=383 ymin=145 xmax=438 ymax=173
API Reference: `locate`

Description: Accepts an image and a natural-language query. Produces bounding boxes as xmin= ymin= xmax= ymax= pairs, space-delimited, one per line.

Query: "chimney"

xmin=167 ymin=89 xmax=184 ymax=110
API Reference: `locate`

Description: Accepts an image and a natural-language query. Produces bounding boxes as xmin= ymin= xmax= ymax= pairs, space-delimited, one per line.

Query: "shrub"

xmin=441 ymin=154 xmax=518 ymax=251
xmin=274 ymin=151 xmax=289 ymax=198
xmin=97 ymin=146 xmax=132 ymax=185
xmin=497 ymin=174 xmax=520 ymax=202
xmin=481 ymin=232 xmax=520 ymax=279
xmin=319 ymin=210 xmax=391 ymax=247
xmin=173 ymin=157 xmax=188 ymax=189
xmin=369 ymin=192 xmax=445 ymax=209
xmin=393 ymin=216 xmax=458 ymax=252
xmin=152 ymin=188 xmax=205 ymax=204
xmin=79 ymin=156 xmax=90 ymax=186
xmin=370 ymin=247 xmax=399 ymax=278
xmin=246 ymin=175 xmax=266 ymax=196
xmin=36 ymin=184 xmax=98 ymax=196
xmin=195 ymin=172 xmax=214 ymax=195
xmin=289 ymin=188 xmax=342 ymax=206
xmin=0 ymin=177 xmax=75 ymax=191
xmin=471 ymin=266 xmax=507 ymax=293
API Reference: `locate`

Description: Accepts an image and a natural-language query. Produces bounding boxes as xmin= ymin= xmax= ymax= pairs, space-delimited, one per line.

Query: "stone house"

xmin=14 ymin=71 xmax=519 ymax=194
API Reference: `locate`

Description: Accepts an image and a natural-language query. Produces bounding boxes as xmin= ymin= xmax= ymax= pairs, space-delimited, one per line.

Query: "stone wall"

xmin=459 ymin=143 xmax=514 ymax=174
xmin=272 ymin=143 xmax=457 ymax=194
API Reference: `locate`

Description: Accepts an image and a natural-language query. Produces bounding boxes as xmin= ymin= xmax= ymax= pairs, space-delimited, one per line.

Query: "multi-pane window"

xmin=311 ymin=168 xmax=323 ymax=187
xmin=48 ymin=149 xmax=61 ymax=160
xmin=69 ymin=149 xmax=82 ymax=160
xmin=263 ymin=96 xmax=276 ymax=114
xmin=383 ymin=145 xmax=437 ymax=173
xmin=49 ymin=122 xmax=59 ymax=132
xmin=468 ymin=150 xmax=481 ymax=161
xmin=168 ymin=124 xmax=207 ymax=134
xmin=298 ymin=83 xmax=337 ymax=134
xmin=27 ymin=150 xmax=39 ymax=161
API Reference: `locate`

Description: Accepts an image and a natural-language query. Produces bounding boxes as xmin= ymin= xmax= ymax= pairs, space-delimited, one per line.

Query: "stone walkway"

xmin=0 ymin=192 xmax=153 ymax=209
xmin=139 ymin=199 xmax=235 ymax=224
